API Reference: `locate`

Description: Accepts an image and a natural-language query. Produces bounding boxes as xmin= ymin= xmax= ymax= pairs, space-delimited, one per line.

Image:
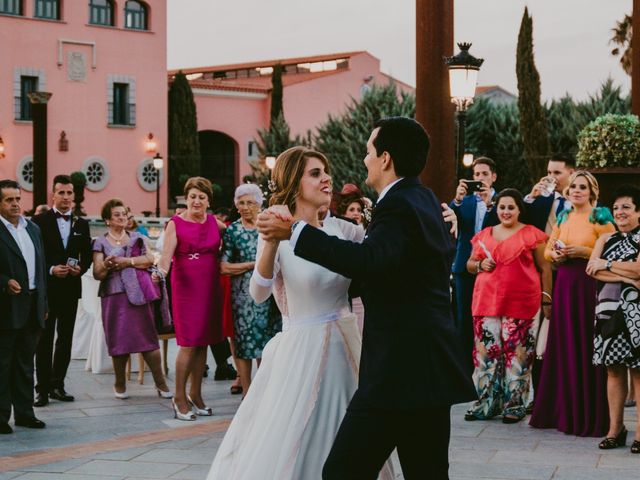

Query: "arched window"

xmin=89 ymin=0 xmax=113 ymax=26
xmin=34 ymin=0 xmax=59 ymax=20
xmin=0 ymin=0 xmax=23 ymax=16
xmin=124 ymin=0 xmax=147 ymax=30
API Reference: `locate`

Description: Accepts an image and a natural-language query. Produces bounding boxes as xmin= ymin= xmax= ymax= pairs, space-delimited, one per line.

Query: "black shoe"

xmin=631 ymin=440 xmax=640 ymax=454
xmin=49 ymin=388 xmax=74 ymax=402
xmin=525 ymin=402 xmax=534 ymax=415
xmin=464 ymin=413 xmax=479 ymax=421
xmin=502 ymin=414 xmax=523 ymax=424
xmin=215 ymin=364 xmax=237 ymax=381
xmin=599 ymin=427 xmax=627 ymax=449
xmin=0 ymin=423 xmax=12 ymax=434
xmin=34 ymin=392 xmax=49 ymax=407
xmin=15 ymin=417 xmax=46 ymax=429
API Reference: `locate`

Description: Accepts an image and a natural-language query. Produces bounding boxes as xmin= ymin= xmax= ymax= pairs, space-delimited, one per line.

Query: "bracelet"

xmin=130 ymin=257 xmax=135 ymax=267
xmin=476 ymin=260 xmax=482 ymax=274
xmin=542 ymin=292 xmax=552 ymax=301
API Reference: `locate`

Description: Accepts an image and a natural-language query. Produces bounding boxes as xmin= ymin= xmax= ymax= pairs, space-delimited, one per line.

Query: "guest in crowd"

xmin=34 ymin=204 xmax=49 ymax=216
xmin=126 ymin=207 xmax=149 ymax=237
xmin=524 ymin=153 xmax=576 ymax=406
xmin=450 ymin=157 xmax=499 ymax=371
xmin=221 ymin=183 xmax=280 ymax=396
xmin=92 ymin=199 xmax=171 ymax=400
xmin=586 ymin=185 xmax=640 ymax=452
xmin=464 ymin=189 xmax=551 ymax=423
xmin=33 ymin=175 xmax=92 ymax=407
xmin=156 ymin=177 xmax=226 ymax=420
xmin=530 ymin=171 xmax=615 ymax=437
xmin=337 ymin=193 xmax=366 ymax=226
xmin=0 ymin=180 xmax=47 ymax=434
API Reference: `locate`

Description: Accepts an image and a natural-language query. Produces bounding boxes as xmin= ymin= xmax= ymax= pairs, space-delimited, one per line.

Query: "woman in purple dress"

xmin=92 ymin=199 xmax=171 ymax=399
xmin=157 ymin=177 xmax=226 ymax=421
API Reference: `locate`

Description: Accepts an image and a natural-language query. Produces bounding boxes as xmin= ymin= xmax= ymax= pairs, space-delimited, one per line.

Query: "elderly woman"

xmin=221 ymin=183 xmax=280 ymax=396
xmin=464 ymin=189 xmax=551 ymax=423
xmin=156 ymin=177 xmax=226 ymax=420
xmin=337 ymin=193 xmax=367 ymax=226
xmin=530 ymin=171 xmax=615 ymax=437
xmin=92 ymin=199 xmax=171 ymax=399
xmin=586 ymin=185 xmax=640 ymax=453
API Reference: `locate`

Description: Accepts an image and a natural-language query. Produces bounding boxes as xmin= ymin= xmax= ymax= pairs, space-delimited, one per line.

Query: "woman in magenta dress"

xmin=157 ymin=177 xmax=226 ymax=420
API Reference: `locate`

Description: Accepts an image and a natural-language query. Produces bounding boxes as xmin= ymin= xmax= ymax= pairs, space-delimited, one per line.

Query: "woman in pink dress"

xmin=157 ymin=177 xmax=226 ymax=420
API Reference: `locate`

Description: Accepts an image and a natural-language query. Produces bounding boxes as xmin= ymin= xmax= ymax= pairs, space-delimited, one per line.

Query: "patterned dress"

xmin=593 ymin=226 xmax=640 ymax=369
xmin=222 ymin=220 xmax=280 ymax=359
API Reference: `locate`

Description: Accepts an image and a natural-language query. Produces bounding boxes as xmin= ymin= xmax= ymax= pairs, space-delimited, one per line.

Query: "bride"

xmin=207 ymin=147 xmax=394 ymax=479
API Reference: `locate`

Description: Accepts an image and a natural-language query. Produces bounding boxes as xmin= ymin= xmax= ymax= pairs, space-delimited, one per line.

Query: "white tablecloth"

xmin=71 ymin=272 xmax=113 ymax=373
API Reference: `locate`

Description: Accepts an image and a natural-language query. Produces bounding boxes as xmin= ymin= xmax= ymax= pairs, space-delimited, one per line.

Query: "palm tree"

xmin=610 ymin=14 xmax=632 ymax=76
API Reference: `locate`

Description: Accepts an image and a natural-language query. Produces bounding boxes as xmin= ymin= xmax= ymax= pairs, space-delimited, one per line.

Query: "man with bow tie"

xmin=32 ymin=175 xmax=92 ymax=406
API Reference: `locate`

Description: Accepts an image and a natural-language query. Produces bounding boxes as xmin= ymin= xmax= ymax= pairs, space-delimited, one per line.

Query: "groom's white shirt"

xmin=289 ymin=177 xmax=404 ymax=250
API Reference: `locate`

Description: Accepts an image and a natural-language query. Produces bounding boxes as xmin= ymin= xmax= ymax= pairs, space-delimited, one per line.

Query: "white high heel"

xmin=187 ymin=396 xmax=213 ymax=416
xmin=156 ymin=387 xmax=173 ymax=399
xmin=172 ymin=399 xmax=196 ymax=421
xmin=113 ymin=388 xmax=129 ymax=399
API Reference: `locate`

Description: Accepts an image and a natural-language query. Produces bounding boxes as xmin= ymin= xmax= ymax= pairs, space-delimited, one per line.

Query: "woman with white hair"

xmin=220 ymin=183 xmax=281 ymax=395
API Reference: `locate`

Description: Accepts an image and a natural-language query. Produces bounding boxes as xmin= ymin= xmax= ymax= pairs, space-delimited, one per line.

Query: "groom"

xmin=257 ymin=117 xmax=475 ymax=479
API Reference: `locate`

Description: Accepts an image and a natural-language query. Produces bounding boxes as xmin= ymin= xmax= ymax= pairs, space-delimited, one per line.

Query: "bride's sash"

xmin=281 ymin=307 xmax=353 ymax=331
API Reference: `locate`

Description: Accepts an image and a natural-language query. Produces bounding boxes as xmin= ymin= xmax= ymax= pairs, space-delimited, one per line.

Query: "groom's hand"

xmin=257 ymin=211 xmax=293 ymax=241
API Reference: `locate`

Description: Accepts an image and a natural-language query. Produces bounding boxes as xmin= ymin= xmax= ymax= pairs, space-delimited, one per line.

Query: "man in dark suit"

xmin=449 ymin=157 xmax=499 ymax=373
xmin=258 ymin=117 xmax=475 ymax=479
xmin=0 ymin=180 xmax=47 ymax=434
xmin=32 ymin=175 xmax=92 ymax=406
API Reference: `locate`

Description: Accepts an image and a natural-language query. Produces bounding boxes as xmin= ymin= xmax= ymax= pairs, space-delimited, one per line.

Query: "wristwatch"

xmin=605 ymin=260 xmax=613 ymax=271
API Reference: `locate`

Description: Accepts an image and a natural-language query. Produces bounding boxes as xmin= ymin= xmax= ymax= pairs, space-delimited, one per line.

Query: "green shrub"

xmin=576 ymin=114 xmax=640 ymax=168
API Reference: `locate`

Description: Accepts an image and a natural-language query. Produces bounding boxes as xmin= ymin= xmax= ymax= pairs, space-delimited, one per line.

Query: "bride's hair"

xmin=269 ymin=146 xmax=331 ymax=214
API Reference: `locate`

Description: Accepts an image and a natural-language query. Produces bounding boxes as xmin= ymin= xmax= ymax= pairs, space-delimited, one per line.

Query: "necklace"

xmin=108 ymin=230 xmax=127 ymax=245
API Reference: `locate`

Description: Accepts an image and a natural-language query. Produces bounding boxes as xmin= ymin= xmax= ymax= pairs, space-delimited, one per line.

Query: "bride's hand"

xmin=257 ymin=211 xmax=293 ymax=241
xmin=266 ymin=205 xmax=293 ymax=222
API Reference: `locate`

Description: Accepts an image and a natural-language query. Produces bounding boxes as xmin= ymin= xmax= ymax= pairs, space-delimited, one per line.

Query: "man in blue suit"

xmin=450 ymin=157 xmax=499 ymax=373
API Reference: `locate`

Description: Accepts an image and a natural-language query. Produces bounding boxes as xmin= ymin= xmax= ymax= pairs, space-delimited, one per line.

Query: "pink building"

xmin=171 ymin=51 xmax=413 ymax=206
xmin=0 ymin=0 xmax=167 ymax=215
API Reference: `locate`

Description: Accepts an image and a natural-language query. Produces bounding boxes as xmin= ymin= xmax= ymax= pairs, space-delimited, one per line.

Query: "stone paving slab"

xmin=66 ymin=460 xmax=187 ymax=478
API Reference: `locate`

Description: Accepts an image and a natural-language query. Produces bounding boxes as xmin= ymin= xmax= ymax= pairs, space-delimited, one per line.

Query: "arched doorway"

xmin=198 ymin=130 xmax=237 ymax=208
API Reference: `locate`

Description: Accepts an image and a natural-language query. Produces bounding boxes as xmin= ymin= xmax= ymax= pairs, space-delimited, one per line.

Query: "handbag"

xmin=597 ymin=306 xmax=626 ymax=340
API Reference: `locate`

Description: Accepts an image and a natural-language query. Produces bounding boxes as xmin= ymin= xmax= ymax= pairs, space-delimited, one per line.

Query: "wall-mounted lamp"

xmin=265 ymin=156 xmax=276 ymax=170
xmin=0 ymin=136 xmax=5 ymax=159
xmin=144 ymin=133 xmax=157 ymax=154
xmin=58 ymin=131 xmax=69 ymax=152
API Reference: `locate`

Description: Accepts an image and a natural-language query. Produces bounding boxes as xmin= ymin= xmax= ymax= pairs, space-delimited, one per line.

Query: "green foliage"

xmin=576 ymin=114 xmax=640 ymax=168
xmin=610 ymin=14 xmax=632 ymax=76
xmin=270 ymin=64 xmax=284 ymax=126
xmin=314 ymin=83 xmax=415 ymax=195
xmin=70 ymin=171 xmax=87 ymax=216
xmin=168 ymin=72 xmax=201 ymax=200
xmin=465 ymin=98 xmax=530 ymax=193
xmin=516 ymin=6 xmax=550 ymax=182
xmin=70 ymin=171 xmax=87 ymax=187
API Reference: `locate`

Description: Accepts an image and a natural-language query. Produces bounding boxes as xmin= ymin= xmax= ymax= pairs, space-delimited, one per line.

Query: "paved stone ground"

xmin=1 ymin=342 xmax=638 ymax=479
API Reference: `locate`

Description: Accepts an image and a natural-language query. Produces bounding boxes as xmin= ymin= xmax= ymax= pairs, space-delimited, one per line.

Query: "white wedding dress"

xmin=207 ymin=217 xmax=393 ymax=480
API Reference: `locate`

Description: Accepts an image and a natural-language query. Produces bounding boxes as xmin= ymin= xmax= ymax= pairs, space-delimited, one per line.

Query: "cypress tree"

xmin=168 ymin=71 xmax=201 ymax=200
xmin=516 ymin=7 xmax=550 ymax=182
xmin=270 ymin=64 xmax=284 ymax=127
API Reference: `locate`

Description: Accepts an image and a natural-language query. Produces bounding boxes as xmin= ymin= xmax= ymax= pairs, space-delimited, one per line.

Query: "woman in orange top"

xmin=464 ymin=189 xmax=551 ymax=423
xmin=530 ymin=171 xmax=615 ymax=437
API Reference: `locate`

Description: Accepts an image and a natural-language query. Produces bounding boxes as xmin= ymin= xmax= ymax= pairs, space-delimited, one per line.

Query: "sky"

xmin=167 ymin=0 xmax=632 ymax=101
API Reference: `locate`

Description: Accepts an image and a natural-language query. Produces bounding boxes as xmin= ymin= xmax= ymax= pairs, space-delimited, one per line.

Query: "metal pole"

xmin=28 ymin=92 xmax=52 ymax=210
xmin=155 ymin=168 xmax=160 ymax=217
xmin=455 ymin=109 xmax=467 ymax=180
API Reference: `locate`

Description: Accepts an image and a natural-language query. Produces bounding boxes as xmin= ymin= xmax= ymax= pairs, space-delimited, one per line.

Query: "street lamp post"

xmin=153 ymin=153 xmax=164 ymax=217
xmin=445 ymin=43 xmax=484 ymax=180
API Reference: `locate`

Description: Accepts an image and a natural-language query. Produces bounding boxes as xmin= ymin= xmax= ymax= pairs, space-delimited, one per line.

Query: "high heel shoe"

xmin=171 ymin=399 xmax=196 ymax=421
xmin=113 ymin=388 xmax=129 ymax=399
xmin=631 ymin=440 xmax=640 ymax=454
xmin=156 ymin=387 xmax=173 ymax=399
xmin=187 ymin=396 xmax=213 ymax=416
xmin=598 ymin=427 xmax=627 ymax=449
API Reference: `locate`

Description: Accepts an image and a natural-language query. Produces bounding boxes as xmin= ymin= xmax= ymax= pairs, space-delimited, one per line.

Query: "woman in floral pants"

xmin=464 ymin=189 xmax=552 ymax=423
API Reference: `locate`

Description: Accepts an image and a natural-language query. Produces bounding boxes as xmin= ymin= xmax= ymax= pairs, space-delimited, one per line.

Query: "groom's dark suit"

xmin=294 ymin=177 xmax=476 ymax=479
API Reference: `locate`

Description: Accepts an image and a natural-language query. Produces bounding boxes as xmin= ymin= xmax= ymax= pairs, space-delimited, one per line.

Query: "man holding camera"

xmin=450 ymin=157 xmax=499 ymax=373
xmin=33 ymin=175 xmax=92 ymax=406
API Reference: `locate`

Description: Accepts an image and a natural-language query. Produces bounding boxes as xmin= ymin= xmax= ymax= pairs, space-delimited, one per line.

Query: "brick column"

xmin=416 ymin=0 xmax=455 ymax=203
